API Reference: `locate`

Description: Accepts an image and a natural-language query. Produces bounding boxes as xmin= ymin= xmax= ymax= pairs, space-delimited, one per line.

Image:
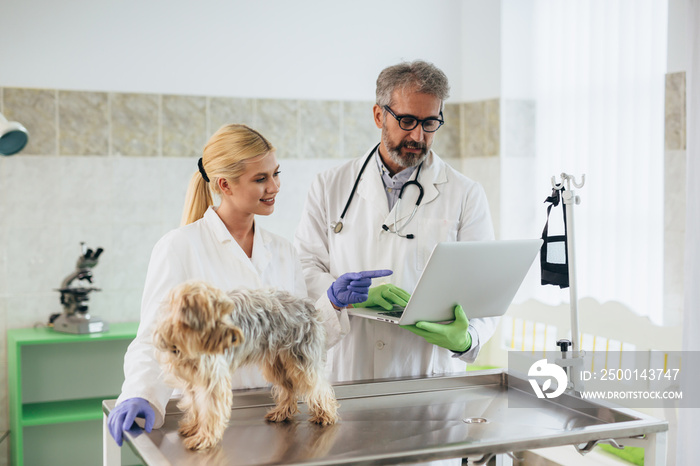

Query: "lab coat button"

xmin=375 ymin=340 xmax=385 ymax=350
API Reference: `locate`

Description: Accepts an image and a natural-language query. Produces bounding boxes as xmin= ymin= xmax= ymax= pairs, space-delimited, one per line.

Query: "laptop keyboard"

xmin=378 ymin=310 xmax=404 ymax=318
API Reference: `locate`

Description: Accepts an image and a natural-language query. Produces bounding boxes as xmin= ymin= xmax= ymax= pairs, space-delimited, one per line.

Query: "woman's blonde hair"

xmin=181 ymin=124 xmax=275 ymax=225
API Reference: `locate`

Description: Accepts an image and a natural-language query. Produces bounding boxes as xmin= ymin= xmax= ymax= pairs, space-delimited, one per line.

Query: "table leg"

xmin=617 ymin=431 xmax=668 ymax=466
xmin=494 ymin=452 xmax=514 ymax=466
xmin=103 ymin=413 xmax=121 ymax=466
xmin=643 ymin=431 xmax=667 ymax=466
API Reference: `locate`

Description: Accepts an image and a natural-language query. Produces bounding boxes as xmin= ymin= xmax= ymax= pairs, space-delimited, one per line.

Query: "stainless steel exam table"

xmin=102 ymin=370 xmax=668 ymax=465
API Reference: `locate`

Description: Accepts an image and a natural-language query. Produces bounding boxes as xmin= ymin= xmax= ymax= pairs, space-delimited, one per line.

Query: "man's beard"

xmin=382 ymin=132 xmax=429 ymax=169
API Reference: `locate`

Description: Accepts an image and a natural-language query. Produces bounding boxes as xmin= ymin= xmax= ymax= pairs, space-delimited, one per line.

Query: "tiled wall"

xmin=664 ymin=71 xmax=687 ymax=326
xmin=1 ymin=89 xmax=380 ymax=159
xmin=1 ymin=88 xmax=504 ymax=163
xmin=456 ymin=99 xmax=502 ymax=237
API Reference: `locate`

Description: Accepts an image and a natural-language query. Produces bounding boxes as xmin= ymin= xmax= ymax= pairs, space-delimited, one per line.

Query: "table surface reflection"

xmin=103 ymin=370 xmax=667 ymax=465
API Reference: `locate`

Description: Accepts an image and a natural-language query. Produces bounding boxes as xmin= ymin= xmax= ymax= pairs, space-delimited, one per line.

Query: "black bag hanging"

xmin=540 ymin=188 xmax=569 ymax=288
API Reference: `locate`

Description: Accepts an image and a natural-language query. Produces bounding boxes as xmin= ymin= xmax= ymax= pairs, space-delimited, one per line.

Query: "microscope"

xmin=51 ymin=242 xmax=109 ymax=334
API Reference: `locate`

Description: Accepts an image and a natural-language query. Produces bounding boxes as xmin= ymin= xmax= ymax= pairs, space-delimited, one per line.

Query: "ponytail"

xmin=180 ymin=172 xmax=213 ymax=226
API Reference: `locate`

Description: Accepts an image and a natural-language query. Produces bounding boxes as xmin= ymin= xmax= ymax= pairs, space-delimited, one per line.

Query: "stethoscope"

xmin=331 ymin=143 xmax=424 ymax=239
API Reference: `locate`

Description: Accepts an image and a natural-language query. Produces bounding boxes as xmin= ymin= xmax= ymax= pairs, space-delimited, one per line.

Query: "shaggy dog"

xmin=153 ymin=280 xmax=339 ymax=450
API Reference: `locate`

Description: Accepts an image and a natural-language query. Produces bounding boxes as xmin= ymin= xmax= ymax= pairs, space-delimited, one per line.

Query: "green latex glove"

xmin=400 ymin=305 xmax=472 ymax=352
xmin=351 ymin=284 xmax=411 ymax=311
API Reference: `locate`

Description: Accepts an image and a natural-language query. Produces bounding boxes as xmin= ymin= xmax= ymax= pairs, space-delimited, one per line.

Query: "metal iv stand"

xmin=550 ymin=174 xmax=639 ymax=457
xmin=551 ymin=173 xmax=586 ymax=394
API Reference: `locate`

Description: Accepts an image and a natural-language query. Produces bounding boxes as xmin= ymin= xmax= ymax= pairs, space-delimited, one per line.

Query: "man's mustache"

xmin=401 ymin=141 xmax=427 ymax=151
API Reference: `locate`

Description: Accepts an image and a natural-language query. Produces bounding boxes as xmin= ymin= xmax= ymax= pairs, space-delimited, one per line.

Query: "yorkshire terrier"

xmin=153 ymin=280 xmax=339 ymax=450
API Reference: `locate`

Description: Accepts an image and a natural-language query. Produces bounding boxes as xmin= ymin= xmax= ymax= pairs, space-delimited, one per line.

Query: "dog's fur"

xmin=153 ymin=280 xmax=339 ymax=450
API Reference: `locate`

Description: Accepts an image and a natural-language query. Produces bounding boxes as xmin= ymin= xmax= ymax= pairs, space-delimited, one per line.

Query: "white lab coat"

xmin=118 ymin=206 xmax=347 ymax=428
xmin=295 ymin=147 xmax=497 ymax=383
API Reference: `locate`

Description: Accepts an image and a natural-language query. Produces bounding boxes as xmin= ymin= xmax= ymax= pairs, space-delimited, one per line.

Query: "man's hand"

xmin=351 ymin=283 xmax=411 ymax=311
xmin=327 ymin=270 xmax=393 ymax=308
xmin=401 ymin=305 xmax=472 ymax=352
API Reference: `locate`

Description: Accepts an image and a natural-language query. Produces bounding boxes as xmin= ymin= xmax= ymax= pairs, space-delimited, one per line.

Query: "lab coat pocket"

xmin=415 ymin=219 xmax=459 ymax=271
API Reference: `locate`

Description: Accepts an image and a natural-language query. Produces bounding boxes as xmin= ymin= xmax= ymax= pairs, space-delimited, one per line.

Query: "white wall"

xmin=460 ymin=0 xmax=502 ymax=101
xmin=501 ymin=0 xmax=534 ymax=100
xmin=667 ymin=0 xmax=688 ymax=72
xmin=0 ymin=0 xmax=480 ymax=101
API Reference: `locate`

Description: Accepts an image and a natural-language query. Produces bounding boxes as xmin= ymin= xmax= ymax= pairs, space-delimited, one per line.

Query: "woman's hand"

xmin=107 ymin=397 xmax=155 ymax=446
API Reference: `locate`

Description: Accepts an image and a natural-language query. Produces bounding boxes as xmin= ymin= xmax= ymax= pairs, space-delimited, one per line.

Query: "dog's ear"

xmin=179 ymin=306 xmax=202 ymax=331
xmin=171 ymin=285 xmax=213 ymax=331
xmin=202 ymin=323 xmax=244 ymax=354
xmin=153 ymin=326 xmax=168 ymax=352
xmin=172 ymin=282 xmax=234 ymax=332
xmin=152 ymin=323 xmax=186 ymax=361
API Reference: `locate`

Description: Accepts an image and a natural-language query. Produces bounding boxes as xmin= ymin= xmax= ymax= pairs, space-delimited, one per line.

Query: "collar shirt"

xmin=374 ymin=149 xmax=417 ymax=211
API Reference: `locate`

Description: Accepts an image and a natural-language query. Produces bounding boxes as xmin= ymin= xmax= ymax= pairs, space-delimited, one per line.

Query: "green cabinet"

xmin=8 ymin=323 xmax=139 ymax=466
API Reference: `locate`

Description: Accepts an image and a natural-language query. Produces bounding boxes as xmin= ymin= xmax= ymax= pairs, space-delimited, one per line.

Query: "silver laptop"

xmin=348 ymin=239 xmax=543 ymax=325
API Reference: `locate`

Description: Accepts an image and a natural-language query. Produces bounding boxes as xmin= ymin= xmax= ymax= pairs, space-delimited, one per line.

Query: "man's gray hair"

xmin=375 ymin=60 xmax=450 ymax=110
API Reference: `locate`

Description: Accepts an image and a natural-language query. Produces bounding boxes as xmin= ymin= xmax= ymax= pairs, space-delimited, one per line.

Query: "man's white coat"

xmin=295 ymin=146 xmax=498 ymax=382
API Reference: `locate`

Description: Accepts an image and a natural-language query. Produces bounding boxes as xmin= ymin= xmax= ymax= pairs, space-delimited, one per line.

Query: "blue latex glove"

xmin=327 ymin=269 xmax=393 ymax=308
xmin=400 ymin=305 xmax=472 ymax=352
xmin=107 ymin=397 xmax=155 ymax=446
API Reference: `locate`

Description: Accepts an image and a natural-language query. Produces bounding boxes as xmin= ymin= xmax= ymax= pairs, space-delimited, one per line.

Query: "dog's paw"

xmin=265 ymin=406 xmax=296 ymax=423
xmin=309 ymin=410 xmax=339 ymax=426
xmin=182 ymin=432 xmax=219 ymax=451
xmin=178 ymin=423 xmax=199 ymax=438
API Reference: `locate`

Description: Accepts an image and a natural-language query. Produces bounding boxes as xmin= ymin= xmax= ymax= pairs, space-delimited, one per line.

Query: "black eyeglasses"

xmin=383 ymin=105 xmax=444 ymax=133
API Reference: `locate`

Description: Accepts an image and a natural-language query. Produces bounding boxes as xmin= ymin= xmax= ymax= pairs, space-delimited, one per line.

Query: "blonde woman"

xmin=108 ymin=125 xmax=390 ymax=446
